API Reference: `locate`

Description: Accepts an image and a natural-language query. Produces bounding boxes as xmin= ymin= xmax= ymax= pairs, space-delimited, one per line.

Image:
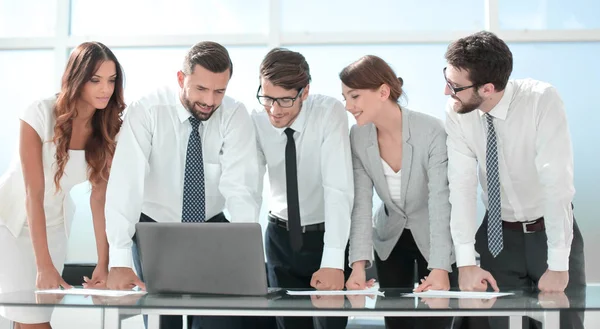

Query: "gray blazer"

xmin=349 ymin=108 xmax=454 ymax=272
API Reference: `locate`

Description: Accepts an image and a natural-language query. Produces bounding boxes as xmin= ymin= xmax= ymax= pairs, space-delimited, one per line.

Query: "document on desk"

xmin=36 ymin=288 xmax=147 ymax=297
xmin=403 ymin=290 xmax=513 ymax=299
xmin=287 ymin=289 xmax=384 ymax=297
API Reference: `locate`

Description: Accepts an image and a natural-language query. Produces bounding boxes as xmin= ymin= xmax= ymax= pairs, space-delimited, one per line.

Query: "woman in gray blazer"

xmin=340 ymin=55 xmax=457 ymax=327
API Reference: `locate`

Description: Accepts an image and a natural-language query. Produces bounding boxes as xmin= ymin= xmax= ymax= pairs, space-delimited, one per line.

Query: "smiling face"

xmin=341 ymin=82 xmax=388 ymax=126
xmin=178 ymin=64 xmax=231 ymax=121
xmin=259 ymin=77 xmax=308 ymax=128
xmin=78 ymin=60 xmax=117 ymax=112
xmin=443 ymin=65 xmax=485 ymax=114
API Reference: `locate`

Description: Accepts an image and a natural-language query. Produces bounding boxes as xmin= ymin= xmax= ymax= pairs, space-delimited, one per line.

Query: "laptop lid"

xmin=135 ymin=222 xmax=269 ymax=296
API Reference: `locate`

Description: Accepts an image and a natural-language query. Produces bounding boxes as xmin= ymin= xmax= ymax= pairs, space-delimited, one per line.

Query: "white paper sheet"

xmin=287 ymin=289 xmax=384 ymax=297
xmin=403 ymin=290 xmax=513 ymax=299
xmin=35 ymin=288 xmax=147 ymax=297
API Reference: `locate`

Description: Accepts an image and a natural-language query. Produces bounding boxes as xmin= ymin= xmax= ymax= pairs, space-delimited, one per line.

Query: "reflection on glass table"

xmin=0 ymin=287 xmax=592 ymax=329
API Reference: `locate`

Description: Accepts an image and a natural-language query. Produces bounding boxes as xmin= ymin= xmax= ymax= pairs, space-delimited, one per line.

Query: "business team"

xmin=0 ymin=31 xmax=585 ymax=329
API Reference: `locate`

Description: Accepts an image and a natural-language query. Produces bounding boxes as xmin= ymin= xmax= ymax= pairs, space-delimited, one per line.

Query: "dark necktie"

xmin=182 ymin=117 xmax=206 ymax=223
xmin=285 ymin=128 xmax=302 ymax=251
xmin=485 ymin=113 xmax=503 ymax=257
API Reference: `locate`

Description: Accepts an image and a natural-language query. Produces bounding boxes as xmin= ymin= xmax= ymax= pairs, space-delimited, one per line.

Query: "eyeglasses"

xmin=256 ymin=85 xmax=305 ymax=108
xmin=443 ymin=67 xmax=477 ymax=96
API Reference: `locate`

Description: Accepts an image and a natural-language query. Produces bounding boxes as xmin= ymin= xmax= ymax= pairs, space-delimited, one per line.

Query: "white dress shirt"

xmin=446 ymin=79 xmax=575 ymax=271
xmin=106 ymin=86 xmax=260 ymax=269
xmin=252 ymin=94 xmax=354 ymax=270
xmin=381 ymin=158 xmax=403 ymax=226
xmin=0 ymin=96 xmax=86 ymax=238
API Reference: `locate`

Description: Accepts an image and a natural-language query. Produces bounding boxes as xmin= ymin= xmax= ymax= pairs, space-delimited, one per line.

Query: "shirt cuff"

xmin=547 ymin=247 xmax=570 ymax=272
xmin=454 ymin=243 xmax=477 ymax=267
xmin=320 ymin=246 xmax=345 ymax=270
xmin=108 ymin=247 xmax=134 ymax=269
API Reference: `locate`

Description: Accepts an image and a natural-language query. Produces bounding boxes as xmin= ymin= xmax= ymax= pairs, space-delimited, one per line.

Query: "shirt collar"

xmin=272 ymin=98 xmax=309 ymax=135
xmin=174 ymin=87 xmax=217 ymax=126
xmin=174 ymin=88 xmax=191 ymax=123
xmin=478 ymin=80 xmax=514 ymax=121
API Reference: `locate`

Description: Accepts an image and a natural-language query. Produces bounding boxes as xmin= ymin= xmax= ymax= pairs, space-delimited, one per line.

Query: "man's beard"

xmin=182 ymin=96 xmax=218 ymax=121
xmin=454 ymin=92 xmax=484 ymax=115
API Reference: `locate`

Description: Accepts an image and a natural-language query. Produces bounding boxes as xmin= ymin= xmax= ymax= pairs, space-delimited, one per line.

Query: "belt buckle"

xmin=522 ymin=220 xmax=536 ymax=234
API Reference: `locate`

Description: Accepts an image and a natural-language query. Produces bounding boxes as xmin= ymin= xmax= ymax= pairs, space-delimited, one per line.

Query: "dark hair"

xmin=53 ymin=41 xmax=125 ymax=191
xmin=259 ymin=47 xmax=311 ymax=90
xmin=339 ymin=55 xmax=404 ymax=103
xmin=183 ymin=41 xmax=233 ymax=77
xmin=445 ymin=31 xmax=513 ymax=91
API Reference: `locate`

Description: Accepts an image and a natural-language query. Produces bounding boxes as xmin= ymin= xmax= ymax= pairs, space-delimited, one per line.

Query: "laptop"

xmin=135 ymin=222 xmax=277 ymax=296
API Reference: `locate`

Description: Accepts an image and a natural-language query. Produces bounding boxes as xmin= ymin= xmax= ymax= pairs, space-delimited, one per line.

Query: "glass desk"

xmin=0 ymin=287 xmax=592 ymax=329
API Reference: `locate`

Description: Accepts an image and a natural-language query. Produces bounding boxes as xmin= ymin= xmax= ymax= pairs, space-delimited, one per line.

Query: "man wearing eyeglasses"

xmin=443 ymin=31 xmax=585 ymax=329
xmin=251 ymin=47 xmax=353 ymax=329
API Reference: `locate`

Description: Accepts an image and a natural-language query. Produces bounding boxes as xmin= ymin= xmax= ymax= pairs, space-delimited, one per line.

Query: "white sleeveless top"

xmin=0 ymin=96 xmax=88 ymax=238
xmin=381 ymin=158 xmax=406 ymax=228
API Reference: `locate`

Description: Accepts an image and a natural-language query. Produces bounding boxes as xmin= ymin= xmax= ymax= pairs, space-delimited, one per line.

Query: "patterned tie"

xmin=182 ymin=117 xmax=206 ymax=223
xmin=284 ymin=128 xmax=303 ymax=251
xmin=485 ymin=113 xmax=503 ymax=257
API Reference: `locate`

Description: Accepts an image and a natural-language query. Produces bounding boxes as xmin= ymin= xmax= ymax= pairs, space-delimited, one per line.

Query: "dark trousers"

xmin=471 ymin=213 xmax=586 ymax=329
xmin=265 ymin=221 xmax=351 ymax=329
xmin=375 ymin=229 xmax=460 ymax=329
xmin=132 ymin=212 xmax=256 ymax=329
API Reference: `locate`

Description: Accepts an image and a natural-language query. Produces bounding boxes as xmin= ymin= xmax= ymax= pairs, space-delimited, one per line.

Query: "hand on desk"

xmin=345 ymin=261 xmax=376 ymax=290
xmin=538 ymin=291 xmax=570 ymax=308
xmin=458 ymin=297 xmax=497 ymax=309
xmin=538 ymin=269 xmax=569 ymax=293
xmin=83 ymin=265 xmax=108 ymax=289
xmin=36 ymin=265 xmax=73 ymax=290
xmin=458 ymin=266 xmax=499 ymax=292
xmin=347 ymin=294 xmax=377 ymax=309
xmin=90 ymin=293 xmax=144 ymax=306
xmin=106 ymin=267 xmax=146 ymax=291
xmin=310 ymin=295 xmax=345 ymax=308
xmin=311 ymin=268 xmax=344 ymax=290
xmin=421 ymin=297 xmax=450 ymax=309
xmin=35 ymin=293 xmax=65 ymax=305
xmin=414 ymin=269 xmax=450 ymax=292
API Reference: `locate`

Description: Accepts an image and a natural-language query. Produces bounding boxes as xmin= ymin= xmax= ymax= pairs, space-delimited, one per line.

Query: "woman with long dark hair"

xmin=0 ymin=41 xmax=125 ymax=328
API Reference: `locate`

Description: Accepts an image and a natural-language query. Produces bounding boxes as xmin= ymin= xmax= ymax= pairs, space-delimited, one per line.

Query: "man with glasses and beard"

xmin=104 ymin=41 xmax=260 ymax=329
xmin=444 ymin=31 xmax=585 ymax=329
xmin=251 ymin=48 xmax=353 ymax=329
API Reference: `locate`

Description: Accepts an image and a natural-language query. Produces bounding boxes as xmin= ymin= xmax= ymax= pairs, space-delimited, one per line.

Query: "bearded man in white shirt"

xmin=252 ymin=48 xmax=353 ymax=329
xmin=104 ymin=41 xmax=261 ymax=329
xmin=444 ymin=31 xmax=585 ymax=329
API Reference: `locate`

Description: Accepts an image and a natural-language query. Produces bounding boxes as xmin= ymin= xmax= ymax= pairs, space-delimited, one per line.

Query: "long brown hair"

xmin=52 ymin=42 xmax=125 ymax=191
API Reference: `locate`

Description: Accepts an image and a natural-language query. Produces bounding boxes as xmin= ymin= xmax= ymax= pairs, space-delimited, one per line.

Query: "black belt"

xmin=502 ymin=217 xmax=545 ymax=233
xmin=268 ymin=213 xmax=325 ymax=233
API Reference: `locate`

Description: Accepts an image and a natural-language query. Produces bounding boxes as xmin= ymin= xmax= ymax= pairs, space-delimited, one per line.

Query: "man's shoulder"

xmin=129 ymin=86 xmax=177 ymax=110
xmin=512 ymin=78 xmax=555 ymax=99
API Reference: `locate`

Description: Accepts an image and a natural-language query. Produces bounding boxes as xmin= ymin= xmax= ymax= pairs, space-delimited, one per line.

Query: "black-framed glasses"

xmin=256 ymin=85 xmax=305 ymax=108
xmin=443 ymin=67 xmax=477 ymax=96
